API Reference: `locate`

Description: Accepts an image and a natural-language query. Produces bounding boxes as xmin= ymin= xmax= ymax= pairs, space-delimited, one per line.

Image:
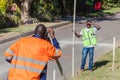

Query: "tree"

xmin=58 ymin=0 xmax=67 ymax=17
xmin=14 ymin=0 xmax=34 ymax=23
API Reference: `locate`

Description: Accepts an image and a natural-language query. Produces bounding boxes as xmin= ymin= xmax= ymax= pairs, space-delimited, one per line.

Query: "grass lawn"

xmin=0 ymin=22 xmax=63 ymax=37
xmin=103 ymin=8 xmax=120 ymax=13
xmin=70 ymin=46 xmax=120 ymax=80
xmin=87 ymin=8 xmax=120 ymax=17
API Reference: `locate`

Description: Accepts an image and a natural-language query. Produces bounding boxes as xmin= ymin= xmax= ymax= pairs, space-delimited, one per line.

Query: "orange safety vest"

xmin=4 ymin=36 xmax=62 ymax=80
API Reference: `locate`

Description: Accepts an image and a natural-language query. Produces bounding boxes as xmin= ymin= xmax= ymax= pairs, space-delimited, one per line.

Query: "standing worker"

xmin=74 ymin=20 xmax=101 ymax=71
xmin=4 ymin=24 xmax=62 ymax=80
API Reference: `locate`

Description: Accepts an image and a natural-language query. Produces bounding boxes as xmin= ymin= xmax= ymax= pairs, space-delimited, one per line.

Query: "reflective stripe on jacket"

xmin=82 ymin=27 xmax=97 ymax=47
xmin=4 ymin=36 xmax=62 ymax=80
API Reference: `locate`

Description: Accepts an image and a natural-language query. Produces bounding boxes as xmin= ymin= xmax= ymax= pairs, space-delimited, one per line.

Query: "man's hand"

xmin=47 ymin=28 xmax=55 ymax=39
xmin=72 ymin=29 xmax=76 ymax=33
xmin=72 ymin=28 xmax=82 ymax=38
xmin=90 ymin=22 xmax=101 ymax=30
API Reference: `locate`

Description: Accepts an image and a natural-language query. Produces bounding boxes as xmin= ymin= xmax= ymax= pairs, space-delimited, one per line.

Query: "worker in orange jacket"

xmin=4 ymin=24 xmax=62 ymax=80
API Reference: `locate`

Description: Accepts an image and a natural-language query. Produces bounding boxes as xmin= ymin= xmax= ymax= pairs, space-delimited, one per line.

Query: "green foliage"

xmin=85 ymin=0 xmax=94 ymax=6
xmin=0 ymin=0 xmax=9 ymax=28
xmin=1 ymin=0 xmax=120 ymax=28
xmin=6 ymin=3 xmax=21 ymax=25
xmin=102 ymin=0 xmax=120 ymax=9
xmin=0 ymin=12 xmax=6 ymax=28
xmin=65 ymin=0 xmax=74 ymax=15
xmin=31 ymin=0 xmax=61 ymax=21
xmin=0 ymin=1 xmax=21 ymax=28
xmin=0 ymin=0 xmax=8 ymax=14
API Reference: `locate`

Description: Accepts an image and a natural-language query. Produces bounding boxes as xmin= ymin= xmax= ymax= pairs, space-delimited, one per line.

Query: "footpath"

xmin=0 ymin=21 xmax=71 ymax=44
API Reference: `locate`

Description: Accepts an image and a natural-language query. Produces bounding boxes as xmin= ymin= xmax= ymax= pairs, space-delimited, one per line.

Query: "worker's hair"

xmin=34 ymin=24 xmax=47 ymax=38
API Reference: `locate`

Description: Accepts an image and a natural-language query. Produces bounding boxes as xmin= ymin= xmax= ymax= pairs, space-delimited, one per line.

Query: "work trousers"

xmin=40 ymin=65 xmax=47 ymax=80
xmin=81 ymin=47 xmax=94 ymax=70
xmin=40 ymin=73 xmax=47 ymax=80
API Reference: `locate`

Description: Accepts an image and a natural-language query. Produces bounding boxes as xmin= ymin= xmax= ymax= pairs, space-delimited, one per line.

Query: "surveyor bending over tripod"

xmin=4 ymin=24 xmax=62 ymax=80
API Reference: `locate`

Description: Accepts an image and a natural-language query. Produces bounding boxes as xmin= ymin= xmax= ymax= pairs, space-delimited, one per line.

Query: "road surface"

xmin=0 ymin=13 xmax=120 ymax=80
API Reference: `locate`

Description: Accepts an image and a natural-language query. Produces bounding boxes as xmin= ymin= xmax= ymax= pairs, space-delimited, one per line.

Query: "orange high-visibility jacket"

xmin=4 ymin=36 xmax=62 ymax=80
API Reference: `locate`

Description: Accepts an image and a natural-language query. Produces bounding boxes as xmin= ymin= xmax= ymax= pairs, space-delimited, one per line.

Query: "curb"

xmin=0 ymin=21 xmax=71 ymax=44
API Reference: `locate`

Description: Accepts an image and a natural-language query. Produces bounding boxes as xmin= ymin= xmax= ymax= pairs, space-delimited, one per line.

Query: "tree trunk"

xmin=59 ymin=0 xmax=66 ymax=17
xmin=20 ymin=0 xmax=33 ymax=23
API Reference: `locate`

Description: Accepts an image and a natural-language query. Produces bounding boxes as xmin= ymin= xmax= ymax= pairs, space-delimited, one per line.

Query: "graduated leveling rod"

xmin=72 ymin=0 xmax=76 ymax=77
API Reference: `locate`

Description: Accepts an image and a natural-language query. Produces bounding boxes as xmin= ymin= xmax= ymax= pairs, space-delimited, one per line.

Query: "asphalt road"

xmin=0 ymin=13 xmax=120 ymax=80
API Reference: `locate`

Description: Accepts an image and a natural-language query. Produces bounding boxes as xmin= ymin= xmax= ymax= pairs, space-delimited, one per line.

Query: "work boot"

xmin=89 ymin=69 xmax=93 ymax=72
xmin=80 ymin=69 xmax=84 ymax=72
xmin=77 ymin=69 xmax=84 ymax=75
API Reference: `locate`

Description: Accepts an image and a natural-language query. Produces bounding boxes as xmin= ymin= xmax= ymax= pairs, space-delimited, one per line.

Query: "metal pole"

xmin=72 ymin=0 xmax=76 ymax=77
xmin=53 ymin=69 xmax=56 ymax=80
xmin=112 ymin=37 xmax=115 ymax=71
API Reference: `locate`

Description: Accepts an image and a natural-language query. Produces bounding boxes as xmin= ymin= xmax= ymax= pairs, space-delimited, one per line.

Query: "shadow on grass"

xmin=93 ymin=60 xmax=111 ymax=70
xmin=0 ymin=30 xmax=11 ymax=34
xmin=0 ymin=27 xmax=18 ymax=34
xmin=86 ymin=12 xmax=112 ymax=17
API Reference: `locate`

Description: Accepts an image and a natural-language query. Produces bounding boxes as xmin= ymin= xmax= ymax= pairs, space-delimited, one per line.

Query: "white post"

xmin=112 ymin=37 xmax=115 ymax=71
xmin=72 ymin=0 xmax=76 ymax=77
xmin=53 ymin=69 xmax=56 ymax=80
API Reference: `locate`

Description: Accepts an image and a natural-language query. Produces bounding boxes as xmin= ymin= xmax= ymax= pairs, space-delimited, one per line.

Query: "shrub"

xmin=0 ymin=2 xmax=21 ymax=29
xmin=31 ymin=0 xmax=60 ymax=22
